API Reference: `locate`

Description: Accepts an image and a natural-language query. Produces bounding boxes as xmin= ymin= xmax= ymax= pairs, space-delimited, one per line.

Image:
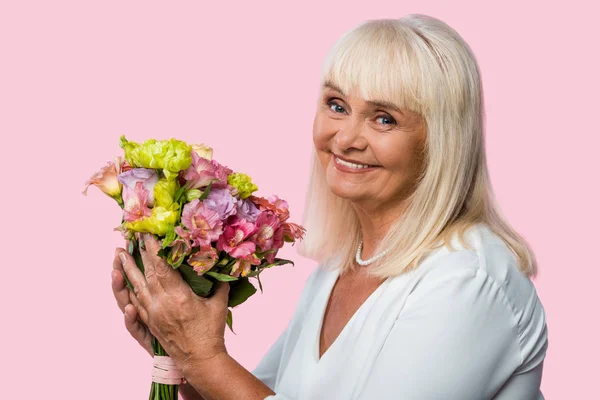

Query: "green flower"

xmin=125 ymin=205 xmax=180 ymax=236
xmin=153 ymin=177 xmax=179 ymax=208
xmin=227 ymin=172 xmax=258 ymax=199
xmin=185 ymin=189 xmax=202 ymax=202
xmin=119 ymin=135 xmax=193 ymax=177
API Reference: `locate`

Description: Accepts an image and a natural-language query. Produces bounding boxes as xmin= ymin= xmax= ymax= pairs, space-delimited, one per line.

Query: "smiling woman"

xmin=250 ymin=13 xmax=548 ymax=400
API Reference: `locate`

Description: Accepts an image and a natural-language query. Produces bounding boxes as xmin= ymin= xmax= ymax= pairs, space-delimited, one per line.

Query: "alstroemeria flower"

xmin=113 ymin=223 xmax=134 ymax=241
xmin=217 ymin=216 xmax=256 ymax=258
xmin=188 ymin=245 xmax=219 ymax=276
xmin=122 ymin=181 xmax=153 ymax=222
xmin=82 ymin=156 xmax=125 ymax=206
xmin=204 ymin=187 xmax=237 ymax=220
xmin=175 ymin=199 xmax=223 ymax=248
xmin=250 ymin=194 xmax=290 ymax=223
xmin=117 ymin=168 xmax=159 ymax=207
xmin=167 ymin=237 xmax=192 ymax=267
xmin=252 ymin=211 xmax=283 ymax=252
xmin=230 ymin=252 xmax=261 ymax=278
xmin=281 ymin=221 xmax=306 ymax=243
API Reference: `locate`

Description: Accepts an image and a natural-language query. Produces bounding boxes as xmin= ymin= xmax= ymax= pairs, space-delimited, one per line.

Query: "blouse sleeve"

xmin=251 ymin=324 xmax=290 ymax=391
xmin=252 ymin=266 xmax=323 ymax=399
xmin=358 ymin=261 xmax=543 ymax=400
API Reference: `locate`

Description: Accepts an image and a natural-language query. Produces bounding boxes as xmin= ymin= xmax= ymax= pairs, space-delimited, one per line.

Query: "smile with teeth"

xmin=334 ymin=156 xmax=376 ymax=169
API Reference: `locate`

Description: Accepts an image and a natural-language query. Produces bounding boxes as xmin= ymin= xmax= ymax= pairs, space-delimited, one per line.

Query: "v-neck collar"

xmin=312 ymin=267 xmax=391 ymax=365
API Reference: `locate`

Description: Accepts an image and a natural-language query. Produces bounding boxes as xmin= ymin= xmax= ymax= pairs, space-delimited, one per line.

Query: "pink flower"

xmin=175 ymin=199 xmax=223 ymax=248
xmin=230 ymin=252 xmax=261 ymax=278
xmin=117 ymin=168 xmax=159 ymax=207
xmin=217 ymin=216 xmax=256 ymax=258
xmin=82 ymin=156 xmax=126 ymax=205
xmin=167 ymin=237 xmax=192 ymax=266
xmin=281 ymin=222 xmax=306 ymax=242
xmin=210 ymin=160 xmax=233 ymax=189
xmin=122 ymin=181 xmax=153 ymax=222
xmin=188 ymin=245 xmax=219 ymax=276
xmin=249 ymin=194 xmax=290 ymax=223
xmin=182 ymin=151 xmax=233 ymax=190
xmin=113 ymin=223 xmax=134 ymax=241
xmin=252 ymin=211 xmax=283 ymax=252
xmin=182 ymin=152 xmax=218 ymax=189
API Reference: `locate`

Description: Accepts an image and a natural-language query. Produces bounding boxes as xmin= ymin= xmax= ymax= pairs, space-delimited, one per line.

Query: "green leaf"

xmin=255 ymin=248 xmax=276 ymax=259
xmin=262 ymin=257 xmax=295 ymax=269
xmin=173 ymin=185 xmax=187 ymax=204
xmin=132 ymin=246 xmax=145 ymax=275
xmin=226 ymin=309 xmax=235 ymax=334
xmin=128 ymin=240 xmax=135 ymax=254
xmin=162 ymin=225 xmax=177 ymax=248
xmin=157 ymin=248 xmax=168 ymax=258
xmin=179 ymin=264 xmax=214 ymax=297
xmin=216 ymin=257 xmax=230 ymax=267
xmin=198 ymin=182 xmax=213 ymax=201
xmin=224 ymin=258 xmax=237 ymax=271
xmin=227 ymin=277 xmax=257 ymax=308
xmin=204 ymin=271 xmax=239 ymax=282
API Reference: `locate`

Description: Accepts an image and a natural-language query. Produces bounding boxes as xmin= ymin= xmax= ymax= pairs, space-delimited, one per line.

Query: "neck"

xmin=353 ymin=200 xmax=408 ymax=260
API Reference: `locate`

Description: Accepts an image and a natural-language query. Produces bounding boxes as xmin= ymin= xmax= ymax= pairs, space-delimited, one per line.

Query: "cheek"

xmin=374 ymin=139 xmax=423 ymax=175
xmin=312 ymin=113 xmax=334 ymax=150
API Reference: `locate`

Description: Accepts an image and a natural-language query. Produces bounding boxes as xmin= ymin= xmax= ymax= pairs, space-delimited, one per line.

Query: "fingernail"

xmin=119 ymin=252 xmax=127 ymax=265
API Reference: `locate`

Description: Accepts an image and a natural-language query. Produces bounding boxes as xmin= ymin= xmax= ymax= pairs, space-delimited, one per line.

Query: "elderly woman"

xmin=112 ymin=14 xmax=548 ymax=400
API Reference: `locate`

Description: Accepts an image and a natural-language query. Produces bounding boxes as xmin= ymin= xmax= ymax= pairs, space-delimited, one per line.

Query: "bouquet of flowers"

xmin=82 ymin=135 xmax=305 ymax=400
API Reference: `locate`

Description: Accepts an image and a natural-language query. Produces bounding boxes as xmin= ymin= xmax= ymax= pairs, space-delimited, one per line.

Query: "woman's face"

xmin=313 ymin=81 xmax=427 ymax=210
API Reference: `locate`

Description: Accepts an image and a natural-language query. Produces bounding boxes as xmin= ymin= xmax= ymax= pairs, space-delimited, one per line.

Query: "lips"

xmin=333 ymin=153 xmax=379 ymax=167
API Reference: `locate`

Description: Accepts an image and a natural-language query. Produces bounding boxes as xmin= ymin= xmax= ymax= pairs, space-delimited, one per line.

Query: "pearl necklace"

xmin=355 ymin=240 xmax=390 ymax=266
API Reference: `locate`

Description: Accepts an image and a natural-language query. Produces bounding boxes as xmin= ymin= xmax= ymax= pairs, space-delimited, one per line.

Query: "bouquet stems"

xmin=125 ymin=239 xmax=180 ymax=400
xmin=149 ymin=338 xmax=179 ymax=400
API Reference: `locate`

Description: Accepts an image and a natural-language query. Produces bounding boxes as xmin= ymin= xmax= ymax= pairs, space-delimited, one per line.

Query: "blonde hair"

xmin=297 ymin=14 xmax=539 ymax=279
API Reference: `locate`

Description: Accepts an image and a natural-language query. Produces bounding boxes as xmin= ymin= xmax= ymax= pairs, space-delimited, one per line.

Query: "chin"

xmin=325 ymin=172 xmax=365 ymax=201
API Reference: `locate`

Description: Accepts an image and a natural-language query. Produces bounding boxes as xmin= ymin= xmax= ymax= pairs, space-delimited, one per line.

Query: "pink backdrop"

xmin=2 ymin=1 xmax=598 ymax=398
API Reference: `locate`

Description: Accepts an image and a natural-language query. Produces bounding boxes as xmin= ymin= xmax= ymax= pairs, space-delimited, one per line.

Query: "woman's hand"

xmin=112 ymin=241 xmax=153 ymax=356
xmin=116 ymin=232 xmax=231 ymax=374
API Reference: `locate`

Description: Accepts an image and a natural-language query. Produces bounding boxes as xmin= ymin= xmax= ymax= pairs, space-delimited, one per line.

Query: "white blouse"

xmin=251 ymin=223 xmax=549 ymax=399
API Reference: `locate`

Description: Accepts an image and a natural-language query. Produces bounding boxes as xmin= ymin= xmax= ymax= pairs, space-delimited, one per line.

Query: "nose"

xmin=333 ymin=119 xmax=368 ymax=152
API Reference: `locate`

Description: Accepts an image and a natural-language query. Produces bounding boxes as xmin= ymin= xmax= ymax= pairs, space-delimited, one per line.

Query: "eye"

xmin=375 ymin=114 xmax=397 ymax=126
xmin=326 ymin=98 xmax=347 ymax=114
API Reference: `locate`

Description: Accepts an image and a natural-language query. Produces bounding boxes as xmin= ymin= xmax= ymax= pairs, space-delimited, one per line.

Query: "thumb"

xmin=214 ymin=281 xmax=230 ymax=302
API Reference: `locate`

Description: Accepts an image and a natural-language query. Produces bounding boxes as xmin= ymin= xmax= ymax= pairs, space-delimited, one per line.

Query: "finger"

xmin=124 ymin=304 xmax=153 ymax=356
xmin=111 ymin=269 xmax=131 ymax=313
xmin=118 ymin=250 xmax=151 ymax=308
xmin=140 ymin=232 xmax=180 ymax=290
xmin=128 ymin=290 xmax=149 ymax=326
xmin=136 ymin=232 xmax=161 ymax=290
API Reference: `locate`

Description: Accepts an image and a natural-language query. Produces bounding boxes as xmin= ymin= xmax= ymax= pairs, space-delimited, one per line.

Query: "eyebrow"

xmin=322 ymin=80 xmax=404 ymax=115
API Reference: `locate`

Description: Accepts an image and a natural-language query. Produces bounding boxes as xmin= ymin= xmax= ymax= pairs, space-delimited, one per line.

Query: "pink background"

xmin=2 ymin=1 xmax=598 ymax=398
